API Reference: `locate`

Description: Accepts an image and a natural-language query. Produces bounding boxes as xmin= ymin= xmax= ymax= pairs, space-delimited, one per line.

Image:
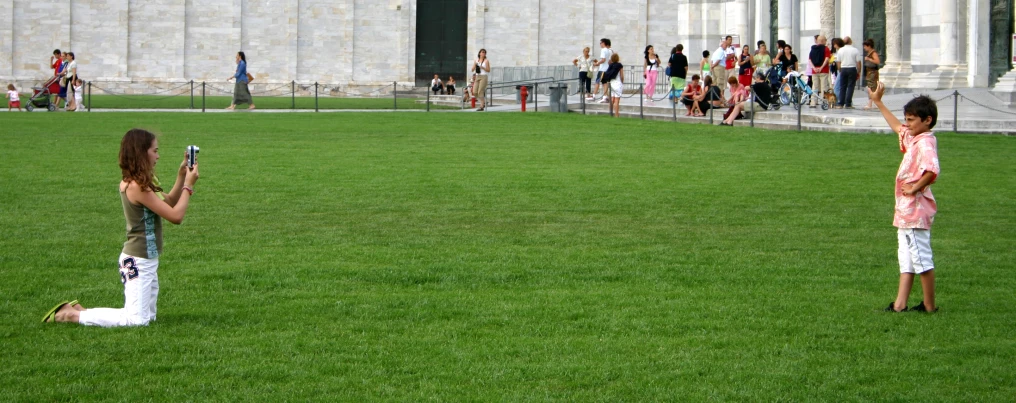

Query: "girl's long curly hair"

xmin=119 ymin=129 xmax=162 ymax=193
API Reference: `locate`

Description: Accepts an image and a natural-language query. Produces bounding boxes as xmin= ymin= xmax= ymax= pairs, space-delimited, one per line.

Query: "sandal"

xmin=41 ymin=300 xmax=77 ymax=323
xmin=883 ymin=302 xmax=907 ymax=312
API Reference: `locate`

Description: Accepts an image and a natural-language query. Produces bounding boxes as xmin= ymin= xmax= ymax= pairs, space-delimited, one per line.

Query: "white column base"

xmin=990 ymin=70 xmax=1016 ymax=106
xmin=908 ymin=65 xmax=970 ymax=90
xmin=880 ymin=62 xmax=914 ymax=90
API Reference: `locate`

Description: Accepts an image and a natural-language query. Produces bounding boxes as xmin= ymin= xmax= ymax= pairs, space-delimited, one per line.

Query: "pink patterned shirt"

xmin=894 ymin=127 xmax=940 ymax=229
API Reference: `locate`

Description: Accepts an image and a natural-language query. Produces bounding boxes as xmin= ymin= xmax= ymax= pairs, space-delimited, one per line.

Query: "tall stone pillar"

xmin=939 ymin=0 xmax=959 ymax=66
xmin=880 ymin=0 xmax=911 ymax=89
xmin=777 ymin=0 xmax=793 ymax=44
xmin=968 ymin=0 xmax=990 ymax=87
xmin=912 ymin=0 xmax=969 ymax=89
xmin=733 ymin=0 xmax=749 ymax=47
xmin=819 ymin=0 xmax=836 ymax=40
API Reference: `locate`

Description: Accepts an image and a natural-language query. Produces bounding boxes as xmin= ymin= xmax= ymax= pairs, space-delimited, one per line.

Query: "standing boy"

xmin=869 ymin=82 xmax=941 ymax=313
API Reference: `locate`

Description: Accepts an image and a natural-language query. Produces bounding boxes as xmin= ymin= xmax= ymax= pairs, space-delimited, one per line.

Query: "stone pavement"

xmin=7 ymin=88 xmax=1014 ymax=135
xmin=560 ymin=88 xmax=1016 ymax=134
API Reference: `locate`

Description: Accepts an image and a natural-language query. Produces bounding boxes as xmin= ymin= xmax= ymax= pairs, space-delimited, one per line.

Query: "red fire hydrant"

xmin=471 ymin=95 xmax=476 ymax=108
xmin=520 ymin=86 xmax=528 ymax=112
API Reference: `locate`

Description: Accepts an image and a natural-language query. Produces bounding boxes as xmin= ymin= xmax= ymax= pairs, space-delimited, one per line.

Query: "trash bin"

xmin=549 ymin=83 xmax=568 ymax=113
xmin=515 ymin=85 xmax=534 ymax=103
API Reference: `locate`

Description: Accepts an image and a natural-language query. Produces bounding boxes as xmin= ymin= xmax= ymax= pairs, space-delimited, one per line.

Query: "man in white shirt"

xmin=593 ymin=38 xmax=614 ymax=103
xmin=711 ymin=41 xmax=729 ymax=94
xmin=834 ymin=36 xmax=862 ymax=108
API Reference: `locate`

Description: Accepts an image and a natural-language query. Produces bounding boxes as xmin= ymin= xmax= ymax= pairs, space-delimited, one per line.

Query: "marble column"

xmin=777 ymin=0 xmax=792 ymax=44
xmin=913 ymin=0 xmax=969 ymax=89
xmin=733 ymin=0 xmax=748 ymax=47
xmin=755 ymin=0 xmax=771 ymax=47
xmin=968 ymin=0 xmax=990 ymax=87
xmin=880 ymin=0 xmax=911 ymax=89
xmin=939 ymin=0 xmax=959 ymax=66
xmin=819 ymin=0 xmax=836 ymax=40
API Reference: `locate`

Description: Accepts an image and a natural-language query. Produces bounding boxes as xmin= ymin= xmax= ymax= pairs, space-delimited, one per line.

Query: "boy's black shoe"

xmin=884 ymin=302 xmax=907 ymax=312
xmin=910 ymin=301 xmax=939 ymax=313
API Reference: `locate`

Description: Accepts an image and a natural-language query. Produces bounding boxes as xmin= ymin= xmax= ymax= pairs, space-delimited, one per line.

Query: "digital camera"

xmin=186 ymin=145 xmax=200 ymax=169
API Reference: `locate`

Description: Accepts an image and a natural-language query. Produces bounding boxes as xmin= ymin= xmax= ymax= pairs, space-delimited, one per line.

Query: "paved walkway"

xmin=7 ymin=88 xmax=1014 ymax=134
xmin=480 ymin=88 xmax=1016 ymax=134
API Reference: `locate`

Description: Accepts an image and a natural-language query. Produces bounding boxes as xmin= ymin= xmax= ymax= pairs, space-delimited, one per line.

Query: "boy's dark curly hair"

xmin=903 ymin=96 xmax=938 ymax=129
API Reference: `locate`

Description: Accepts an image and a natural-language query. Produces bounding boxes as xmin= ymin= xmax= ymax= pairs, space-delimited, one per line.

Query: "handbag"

xmin=665 ymin=66 xmax=672 ymax=77
xmin=247 ymin=72 xmax=255 ymax=82
xmin=863 ymin=52 xmax=881 ymax=70
xmin=723 ymin=106 xmax=743 ymax=121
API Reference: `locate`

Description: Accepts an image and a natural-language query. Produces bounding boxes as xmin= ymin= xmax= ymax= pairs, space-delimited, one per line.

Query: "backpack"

xmin=809 ymin=45 xmax=826 ymax=70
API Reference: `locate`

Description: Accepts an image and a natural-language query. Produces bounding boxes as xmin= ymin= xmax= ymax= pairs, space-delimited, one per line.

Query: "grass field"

xmin=67 ymin=94 xmax=454 ymax=110
xmin=1 ymin=112 xmax=1015 ymax=400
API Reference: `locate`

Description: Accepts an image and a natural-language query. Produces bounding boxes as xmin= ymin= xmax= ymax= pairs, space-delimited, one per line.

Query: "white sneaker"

xmin=597 ymin=98 xmax=609 ymax=103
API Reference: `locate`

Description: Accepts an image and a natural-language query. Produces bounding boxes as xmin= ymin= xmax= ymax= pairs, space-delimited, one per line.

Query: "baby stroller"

xmin=778 ymin=71 xmax=830 ymax=110
xmin=25 ymin=76 xmax=59 ymax=112
xmin=761 ymin=65 xmax=785 ymax=98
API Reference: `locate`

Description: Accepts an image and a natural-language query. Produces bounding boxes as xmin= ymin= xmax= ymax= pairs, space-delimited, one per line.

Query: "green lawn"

xmin=76 ymin=94 xmax=454 ymax=110
xmin=1 ymin=112 xmax=1014 ymax=400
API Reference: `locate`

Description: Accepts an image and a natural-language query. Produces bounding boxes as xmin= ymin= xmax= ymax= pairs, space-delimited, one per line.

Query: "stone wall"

xmin=0 ymin=0 xmax=991 ymax=89
xmin=0 ymin=0 xmax=749 ymax=87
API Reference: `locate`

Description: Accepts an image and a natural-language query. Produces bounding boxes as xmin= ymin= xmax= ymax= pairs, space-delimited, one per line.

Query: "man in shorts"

xmin=593 ymin=38 xmax=613 ymax=103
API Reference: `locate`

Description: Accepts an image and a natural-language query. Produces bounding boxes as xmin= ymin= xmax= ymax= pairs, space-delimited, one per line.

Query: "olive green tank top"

xmin=121 ymin=188 xmax=163 ymax=259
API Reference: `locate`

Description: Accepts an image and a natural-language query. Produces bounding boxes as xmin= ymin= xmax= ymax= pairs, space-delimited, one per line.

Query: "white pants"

xmin=78 ymin=253 xmax=159 ymax=327
xmin=898 ymin=228 xmax=934 ymax=274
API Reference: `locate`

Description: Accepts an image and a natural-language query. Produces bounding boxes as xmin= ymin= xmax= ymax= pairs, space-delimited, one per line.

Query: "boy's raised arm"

xmin=869 ymin=82 xmax=902 ymax=133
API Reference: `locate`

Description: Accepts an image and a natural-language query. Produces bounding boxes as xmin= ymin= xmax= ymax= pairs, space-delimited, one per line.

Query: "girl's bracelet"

xmin=183 ymin=186 xmax=194 ymax=195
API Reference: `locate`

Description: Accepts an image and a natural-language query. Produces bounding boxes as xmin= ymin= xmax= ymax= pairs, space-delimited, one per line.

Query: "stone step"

xmin=572 ymin=102 xmax=1016 ymax=132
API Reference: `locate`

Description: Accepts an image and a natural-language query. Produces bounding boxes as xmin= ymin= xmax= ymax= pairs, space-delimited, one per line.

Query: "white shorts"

xmin=898 ymin=228 xmax=934 ymax=274
xmin=609 ymin=79 xmax=623 ymax=98
xmin=78 ymin=253 xmax=160 ymax=327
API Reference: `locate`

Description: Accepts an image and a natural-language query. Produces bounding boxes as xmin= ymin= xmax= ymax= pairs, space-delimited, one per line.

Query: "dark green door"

xmin=415 ymin=0 xmax=467 ymax=87
xmin=863 ymin=0 xmax=886 ymax=65
xmin=989 ymin=0 xmax=1015 ymax=86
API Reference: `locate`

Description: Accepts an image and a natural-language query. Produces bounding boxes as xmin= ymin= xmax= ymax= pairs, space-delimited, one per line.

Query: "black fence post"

xmin=393 ymin=81 xmax=397 ymax=110
xmin=201 ymin=82 xmax=206 ymax=112
xmin=426 ymin=86 xmax=431 ymax=112
xmin=314 ymin=82 xmax=319 ymax=112
xmin=534 ymin=83 xmax=538 ymax=112
xmin=750 ymin=86 xmax=755 ymax=128
xmin=709 ymin=91 xmax=715 ymax=125
xmin=672 ymin=95 xmax=677 ymax=122
xmin=190 ymin=80 xmax=194 ymax=109
xmin=581 ymin=85 xmax=586 ymax=115
xmin=639 ymin=83 xmax=644 ymax=120
xmin=291 ymin=80 xmax=296 ymax=109
xmin=796 ymin=86 xmax=803 ymax=132
xmin=489 ymin=82 xmax=493 ymax=108
xmin=86 ymin=81 xmax=92 ymax=112
xmin=953 ymin=90 xmax=960 ymax=133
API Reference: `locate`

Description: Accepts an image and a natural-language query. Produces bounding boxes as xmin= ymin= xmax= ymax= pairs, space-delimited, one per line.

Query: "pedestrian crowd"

xmin=563 ymin=35 xmax=881 ymax=118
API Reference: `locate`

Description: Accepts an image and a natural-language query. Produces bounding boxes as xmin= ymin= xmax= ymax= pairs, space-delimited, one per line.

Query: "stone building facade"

xmin=0 ymin=0 xmax=1012 ymax=91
